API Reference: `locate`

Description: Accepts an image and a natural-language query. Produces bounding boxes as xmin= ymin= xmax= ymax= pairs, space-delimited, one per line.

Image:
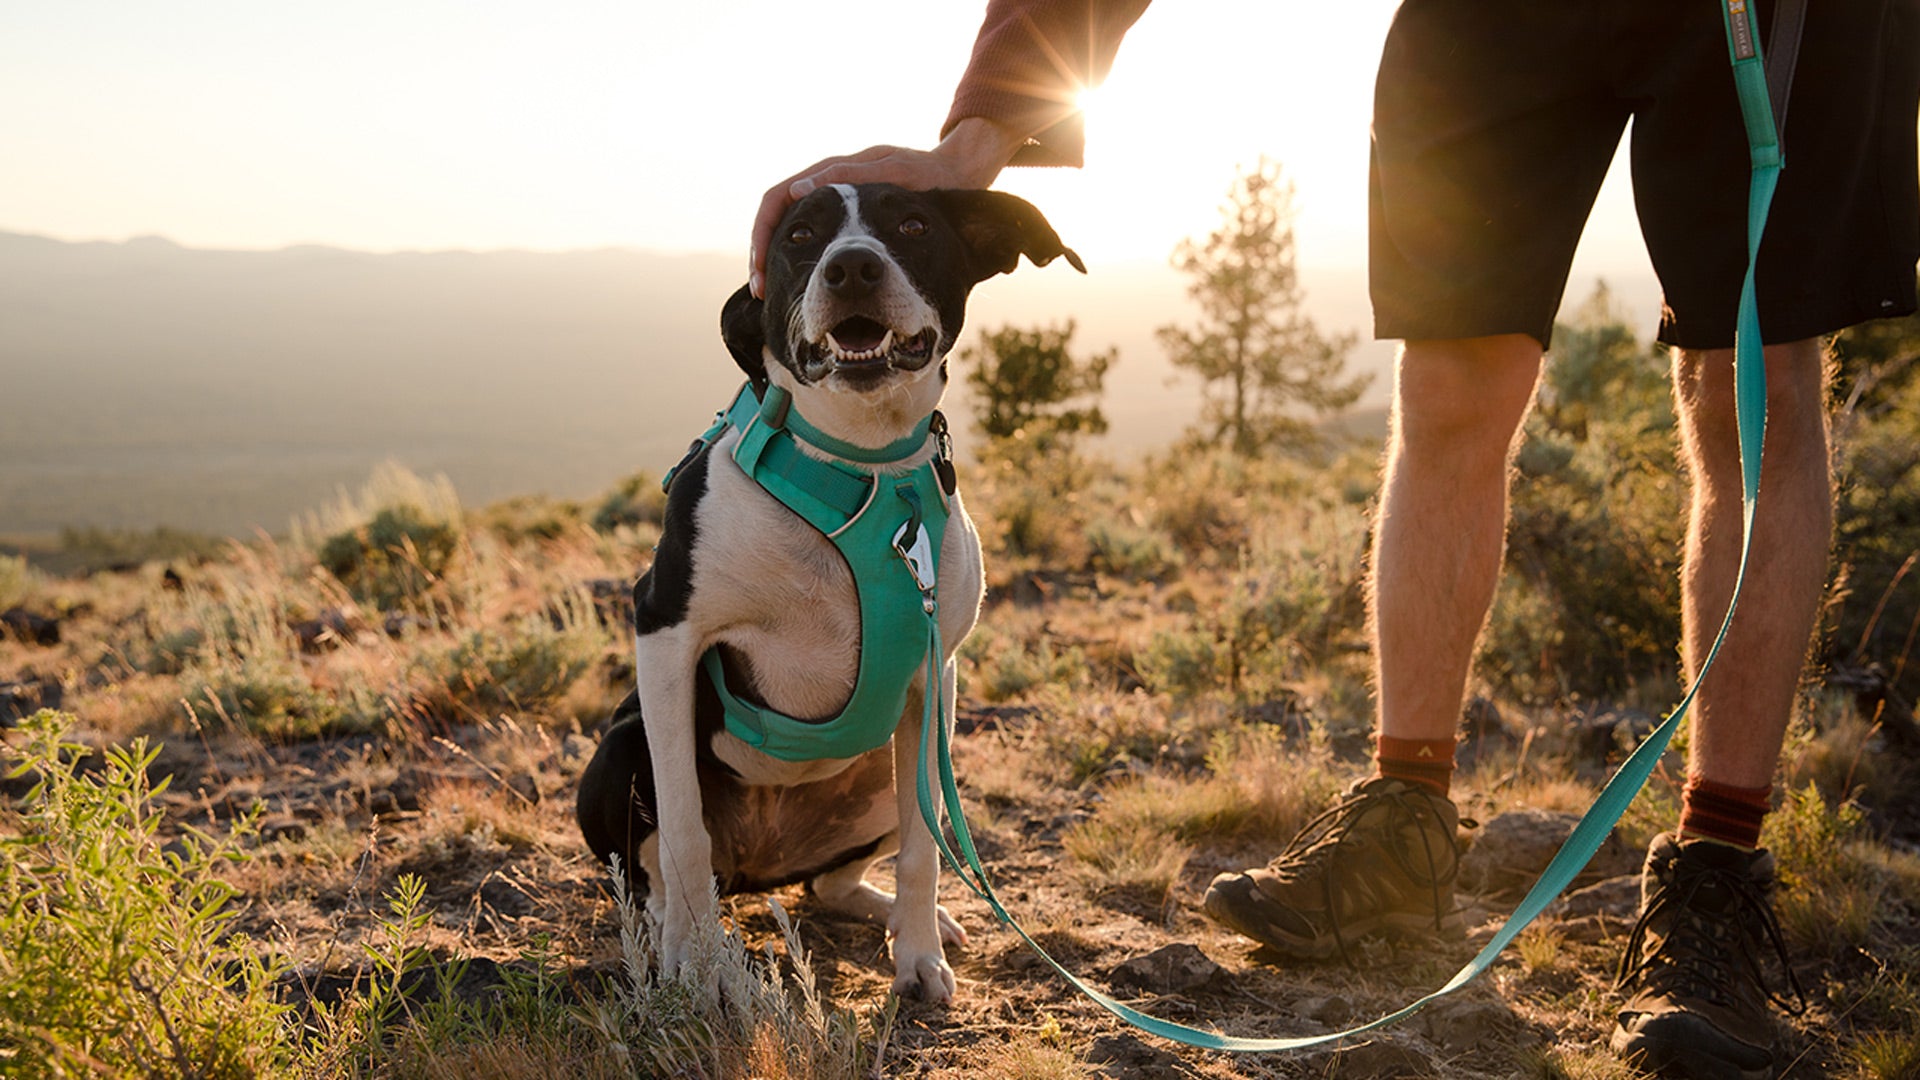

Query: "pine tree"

xmin=1158 ymin=157 xmax=1368 ymax=456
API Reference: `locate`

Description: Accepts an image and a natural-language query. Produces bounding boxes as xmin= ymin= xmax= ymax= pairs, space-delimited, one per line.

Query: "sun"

xmin=988 ymin=3 xmax=1398 ymax=268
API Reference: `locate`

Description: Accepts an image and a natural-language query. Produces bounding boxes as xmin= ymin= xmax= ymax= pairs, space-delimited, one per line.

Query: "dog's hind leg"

xmin=810 ymin=831 xmax=967 ymax=947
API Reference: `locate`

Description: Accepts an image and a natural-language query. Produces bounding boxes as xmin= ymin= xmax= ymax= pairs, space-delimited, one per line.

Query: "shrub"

xmin=411 ymin=598 xmax=601 ymax=724
xmin=318 ymin=504 xmax=463 ymax=611
xmin=590 ymin=472 xmax=667 ymax=534
xmin=1763 ymin=783 xmax=1908 ymax=959
xmin=301 ymin=463 xmax=466 ymax=611
xmin=0 ymin=711 xmax=289 ymax=1078
xmin=0 ymin=552 xmax=35 ymax=609
xmin=1085 ymin=518 xmax=1183 ymax=580
xmin=175 ymin=578 xmax=358 ymax=739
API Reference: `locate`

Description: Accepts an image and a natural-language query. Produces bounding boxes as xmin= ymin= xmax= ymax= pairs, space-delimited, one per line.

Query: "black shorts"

xmin=1369 ymin=0 xmax=1920 ymax=349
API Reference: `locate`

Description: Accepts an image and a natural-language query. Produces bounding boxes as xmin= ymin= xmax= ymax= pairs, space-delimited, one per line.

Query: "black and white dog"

xmin=576 ymin=183 xmax=1081 ymax=1001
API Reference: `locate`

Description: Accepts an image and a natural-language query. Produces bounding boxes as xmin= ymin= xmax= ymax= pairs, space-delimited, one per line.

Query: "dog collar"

xmin=758 ymin=385 xmax=935 ymax=465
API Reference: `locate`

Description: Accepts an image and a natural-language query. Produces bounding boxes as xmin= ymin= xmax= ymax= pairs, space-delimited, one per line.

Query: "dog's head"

xmin=722 ymin=185 xmax=1082 ymax=443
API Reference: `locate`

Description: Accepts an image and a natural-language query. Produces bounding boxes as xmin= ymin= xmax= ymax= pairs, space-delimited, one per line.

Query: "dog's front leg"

xmin=889 ymin=668 xmax=958 ymax=1002
xmin=637 ymin=624 xmax=715 ymax=977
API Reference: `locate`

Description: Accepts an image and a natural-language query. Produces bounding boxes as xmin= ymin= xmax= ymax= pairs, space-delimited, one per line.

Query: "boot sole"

xmin=1203 ymin=874 xmax=1464 ymax=961
xmin=1611 ymin=1019 xmax=1775 ymax=1080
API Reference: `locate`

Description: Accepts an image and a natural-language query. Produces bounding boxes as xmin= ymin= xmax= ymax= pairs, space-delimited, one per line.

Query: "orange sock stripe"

xmin=1375 ymin=736 xmax=1457 ymax=797
xmin=1678 ymin=775 xmax=1771 ymax=850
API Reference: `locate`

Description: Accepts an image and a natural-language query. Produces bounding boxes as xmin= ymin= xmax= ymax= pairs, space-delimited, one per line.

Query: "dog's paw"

xmin=658 ymin=925 xmax=694 ymax=975
xmin=935 ymin=904 xmax=968 ymax=948
xmin=891 ymin=951 xmax=957 ymax=1003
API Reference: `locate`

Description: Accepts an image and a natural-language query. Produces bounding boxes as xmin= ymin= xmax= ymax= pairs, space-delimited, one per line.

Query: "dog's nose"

xmin=821 ymin=247 xmax=885 ymax=298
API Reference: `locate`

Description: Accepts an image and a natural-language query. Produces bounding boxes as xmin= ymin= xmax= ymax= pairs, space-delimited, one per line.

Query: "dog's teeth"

xmin=827 ymin=328 xmax=896 ymax=363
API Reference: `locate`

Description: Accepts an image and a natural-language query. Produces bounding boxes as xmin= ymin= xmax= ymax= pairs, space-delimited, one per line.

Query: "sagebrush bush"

xmin=174 ymin=573 xmax=362 ymax=739
xmin=409 ymin=596 xmax=602 ymax=724
xmin=318 ymin=504 xmax=463 ymax=611
xmin=0 ymin=552 xmax=35 ymax=609
xmin=301 ymin=464 xmax=467 ymax=611
xmin=589 ymin=471 xmax=667 ymax=533
xmin=0 ymin=711 xmax=290 ymax=1078
xmin=1763 ymin=783 xmax=1908 ymax=959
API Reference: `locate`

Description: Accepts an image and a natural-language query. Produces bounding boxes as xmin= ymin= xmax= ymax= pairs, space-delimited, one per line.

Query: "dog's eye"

xmin=786 ymin=224 xmax=815 ymax=245
xmin=898 ymin=216 xmax=928 ymax=238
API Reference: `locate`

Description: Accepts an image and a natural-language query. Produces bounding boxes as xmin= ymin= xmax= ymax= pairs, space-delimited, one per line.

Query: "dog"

xmin=576 ymin=183 xmax=1081 ymax=1001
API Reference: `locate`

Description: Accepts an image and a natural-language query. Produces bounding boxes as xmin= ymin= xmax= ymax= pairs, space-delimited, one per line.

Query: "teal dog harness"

xmin=666 ymin=382 xmax=953 ymax=762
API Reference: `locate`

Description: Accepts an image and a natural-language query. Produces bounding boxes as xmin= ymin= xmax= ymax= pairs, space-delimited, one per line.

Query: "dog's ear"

xmin=720 ymin=284 xmax=769 ymax=391
xmin=930 ymin=189 xmax=1087 ymax=284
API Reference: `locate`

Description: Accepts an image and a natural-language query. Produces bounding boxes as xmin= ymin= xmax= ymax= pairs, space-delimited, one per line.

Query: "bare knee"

xmin=1674 ymin=339 xmax=1829 ymax=478
xmin=1392 ymin=334 xmax=1544 ymax=465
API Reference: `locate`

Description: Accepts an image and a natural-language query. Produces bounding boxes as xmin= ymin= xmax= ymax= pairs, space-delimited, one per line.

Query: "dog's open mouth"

xmin=820 ymin=317 xmax=937 ymax=370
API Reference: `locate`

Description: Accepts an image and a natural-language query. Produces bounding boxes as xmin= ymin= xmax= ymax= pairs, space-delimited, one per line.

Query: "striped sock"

xmin=1375 ymin=735 xmax=1456 ymax=798
xmin=1678 ymin=774 xmax=1772 ymax=851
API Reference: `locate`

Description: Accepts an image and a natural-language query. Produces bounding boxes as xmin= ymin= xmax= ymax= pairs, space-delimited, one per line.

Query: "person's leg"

xmin=1203 ymin=334 xmax=1541 ymax=960
xmin=1373 ymin=334 xmax=1546 ymax=743
xmin=1610 ymin=338 xmax=1831 ymax=1078
xmin=1673 ymin=339 xmax=1832 ymax=793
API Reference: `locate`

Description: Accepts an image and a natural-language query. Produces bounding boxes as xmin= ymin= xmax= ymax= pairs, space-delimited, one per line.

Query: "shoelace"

xmin=1614 ymin=856 xmax=1808 ymax=1016
xmin=1271 ymin=785 xmax=1458 ymax=965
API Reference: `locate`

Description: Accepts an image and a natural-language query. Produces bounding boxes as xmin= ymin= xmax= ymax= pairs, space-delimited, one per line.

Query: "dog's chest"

xmin=693 ymin=454 xmax=864 ymax=719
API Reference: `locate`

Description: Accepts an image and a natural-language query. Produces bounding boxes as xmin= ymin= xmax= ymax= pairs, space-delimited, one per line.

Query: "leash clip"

xmin=892 ymin=520 xmax=937 ymax=611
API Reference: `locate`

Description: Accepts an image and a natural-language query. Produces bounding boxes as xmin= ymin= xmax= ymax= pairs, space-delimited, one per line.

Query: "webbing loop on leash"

xmin=911 ymin=0 xmax=1794 ymax=1051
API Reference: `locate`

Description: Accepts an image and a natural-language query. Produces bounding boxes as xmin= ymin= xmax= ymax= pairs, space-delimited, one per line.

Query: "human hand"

xmin=748 ymin=117 xmax=1025 ymax=297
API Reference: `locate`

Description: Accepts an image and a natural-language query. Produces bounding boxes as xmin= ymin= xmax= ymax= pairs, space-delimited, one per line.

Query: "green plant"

xmin=1764 ymin=783 xmax=1898 ymax=958
xmin=1159 ymin=156 xmax=1369 ymax=457
xmin=962 ymin=320 xmax=1114 ymax=451
xmin=319 ymin=505 xmax=463 ymax=611
xmin=0 ymin=711 xmax=290 ymax=1078
xmin=176 ymin=579 xmax=355 ymax=739
xmin=0 ymin=552 xmax=35 ymax=609
xmin=302 ymin=463 xmax=467 ymax=611
xmin=413 ymin=599 xmax=601 ymax=724
xmin=590 ymin=471 xmax=667 ymax=534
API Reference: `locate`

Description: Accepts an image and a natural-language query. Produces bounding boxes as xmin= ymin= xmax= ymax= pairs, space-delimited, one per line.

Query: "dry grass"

xmin=5 ymin=456 xmax=1919 ymax=1079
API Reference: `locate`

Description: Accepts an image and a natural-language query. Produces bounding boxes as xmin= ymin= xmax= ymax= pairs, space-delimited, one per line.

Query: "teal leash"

xmin=909 ymin=0 xmax=1791 ymax=1051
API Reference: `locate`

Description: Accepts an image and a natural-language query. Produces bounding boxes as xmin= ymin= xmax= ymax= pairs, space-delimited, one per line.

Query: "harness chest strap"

xmin=683 ymin=382 xmax=952 ymax=763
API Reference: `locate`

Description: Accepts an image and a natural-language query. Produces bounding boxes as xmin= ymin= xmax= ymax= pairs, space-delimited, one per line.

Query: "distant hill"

xmin=0 ymin=230 xmax=1656 ymax=538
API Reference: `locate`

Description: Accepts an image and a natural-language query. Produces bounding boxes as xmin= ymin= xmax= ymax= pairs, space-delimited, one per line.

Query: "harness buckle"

xmin=892 ymin=520 xmax=938 ymax=611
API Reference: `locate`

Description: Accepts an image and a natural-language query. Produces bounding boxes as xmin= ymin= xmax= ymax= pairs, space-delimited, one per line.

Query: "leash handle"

xmin=909 ymin=0 xmax=1791 ymax=1051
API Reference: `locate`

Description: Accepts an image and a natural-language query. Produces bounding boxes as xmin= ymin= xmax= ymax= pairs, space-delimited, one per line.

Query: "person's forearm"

xmin=942 ymin=0 xmax=1152 ymax=167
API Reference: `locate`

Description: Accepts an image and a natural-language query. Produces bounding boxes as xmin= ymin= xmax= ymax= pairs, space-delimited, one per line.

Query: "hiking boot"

xmin=1202 ymin=776 xmax=1463 ymax=961
xmin=1611 ymin=833 xmax=1805 ymax=1080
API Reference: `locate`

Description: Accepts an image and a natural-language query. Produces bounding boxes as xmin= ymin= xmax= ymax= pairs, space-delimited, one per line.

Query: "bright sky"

xmin=0 ymin=0 xmax=1654 ymax=276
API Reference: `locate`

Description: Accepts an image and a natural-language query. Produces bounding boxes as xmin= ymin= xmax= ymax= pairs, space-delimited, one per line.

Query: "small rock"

xmin=1554 ymin=874 xmax=1641 ymax=920
xmin=1295 ymin=994 xmax=1354 ymax=1024
xmin=1107 ymin=942 xmax=1221 ymax=994
xmin=1420 ymin=998 xmax=1513 ymax=1052
xmin=1 ymin=678 xmax=63 ymax=725
xmin=1569 ymin=706 xmax=1659 ymax=764
xmin=1328 ymin=1038 xmax=1430 ymax=1079
xmin=1459 ymin=808 xmax=1637 ymax=899
xmin=561 ymin=733 xmax=597 ymax=763
xmin=1086 ymin=1033 xmax=1188 ymax=1078
xmin=0 ymin=608 xmax=60 ymax=647
xmin=291 ymin=608 xmax=359 ymax=653
xmin=506 ymin=773 xmax=541 ymax=806
xmin=260 ymin=816 xmax=308 ymax=842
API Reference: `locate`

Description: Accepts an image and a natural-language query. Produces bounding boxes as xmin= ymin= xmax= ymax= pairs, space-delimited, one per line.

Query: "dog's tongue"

xmin=830 ymin=316 xmax=889 ymax=354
